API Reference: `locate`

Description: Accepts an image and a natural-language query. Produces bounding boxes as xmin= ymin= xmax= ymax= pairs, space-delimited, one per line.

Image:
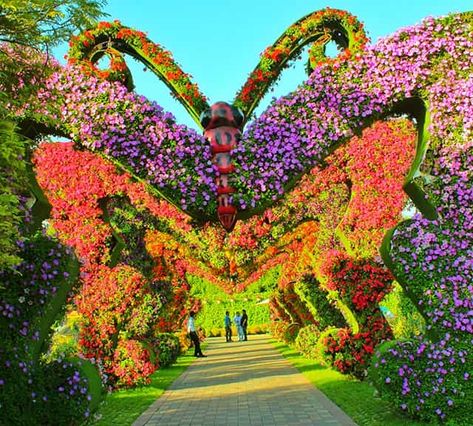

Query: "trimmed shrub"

xmin=150 ymin=333 xmax=180 ymax=367
xmin=370 ymin=338 xmax=473 ymax=424
xmin=295 ymin=324 xmax=321 ymax=360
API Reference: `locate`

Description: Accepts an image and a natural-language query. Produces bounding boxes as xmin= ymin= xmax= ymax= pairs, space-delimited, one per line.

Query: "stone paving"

xmin=133 ymin=334 xmax=357 ymax=426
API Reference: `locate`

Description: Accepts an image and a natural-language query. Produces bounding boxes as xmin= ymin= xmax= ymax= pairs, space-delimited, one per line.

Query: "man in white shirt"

xmin=187 ymin=311 xmax=206 ymax=357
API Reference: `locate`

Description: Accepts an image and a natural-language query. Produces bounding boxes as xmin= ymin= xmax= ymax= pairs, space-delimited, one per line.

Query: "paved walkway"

xmin=133 ymin=334 xmax=357 ymax=426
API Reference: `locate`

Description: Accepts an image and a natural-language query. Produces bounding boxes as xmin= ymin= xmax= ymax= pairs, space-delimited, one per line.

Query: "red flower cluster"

xmin=111 ymin=339 xmax=157 ymax=388
xmin=323 ymin=251 xmax=394 ymax=310
xmin=320 ymin=251 xmax=394 ymax=378
xmin=338 ymin=120 xmax=415 ymax=256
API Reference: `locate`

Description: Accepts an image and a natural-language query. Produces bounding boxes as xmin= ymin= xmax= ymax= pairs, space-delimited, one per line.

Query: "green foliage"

xmin=0 ymin=1 xmax=107 ymax=120
xmin=188 ymin=268 xmax=278 ymax=334
xmin=296 ymin=274 xmax=347 ymax=329
xmin=105 ymin=196 xmax=156 ymax=275
xmin=0 ymin=0 xmax=108 ymax=48
xmin=295 ymin=324 xmax=321 ymax=360
xmin=0 ymin=120 xmax=27 ymax=270
xmin=149 ymin=333 xmax=180 ymax=368
xmin=380 ymin=282 xmax=425 ymax=339
xmin=45 ymin=310 xmax=82 ymax=362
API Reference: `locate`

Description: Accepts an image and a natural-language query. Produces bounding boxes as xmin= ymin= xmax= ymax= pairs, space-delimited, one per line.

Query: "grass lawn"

xmin=270 ymin=340 xmax=428 ymax=426
xmin=91 ymin=348 xmax=197 ymax=425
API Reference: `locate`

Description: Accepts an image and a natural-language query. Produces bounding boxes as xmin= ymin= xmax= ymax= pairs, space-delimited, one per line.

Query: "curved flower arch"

xmin=2 ymin=7 xmax=472 ymax=423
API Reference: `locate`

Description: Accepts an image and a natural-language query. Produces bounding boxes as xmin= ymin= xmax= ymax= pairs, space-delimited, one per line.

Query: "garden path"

xmin=133 ymin=334 xmax=357 ymax=426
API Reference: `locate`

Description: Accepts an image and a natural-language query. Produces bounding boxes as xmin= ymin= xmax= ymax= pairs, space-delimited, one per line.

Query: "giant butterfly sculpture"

xmin=3 ymin=7 xmax=472 ymax=423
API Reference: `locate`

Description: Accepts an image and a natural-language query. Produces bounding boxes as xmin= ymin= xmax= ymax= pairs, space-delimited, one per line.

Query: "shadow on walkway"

xmin=133 ymin=334 xmax=357 ymax=426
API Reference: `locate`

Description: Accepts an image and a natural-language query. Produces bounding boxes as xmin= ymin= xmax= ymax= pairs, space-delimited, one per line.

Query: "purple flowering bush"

xmin=28 ymin=66 xmax=218 ymax=219
xmin=234 ymin=13 xmax=473 ymax=212
xmin=0 ymin=232 xmax=102 ymax=424
xmin=371 ymin=144 xmax=473 ymax=423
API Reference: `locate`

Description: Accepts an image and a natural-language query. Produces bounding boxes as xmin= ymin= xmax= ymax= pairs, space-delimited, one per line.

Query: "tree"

xmin=0 ymin=120 xmax=26 ymax=270
xmin=0 ymin=0 xmax=108 ymax=117
xmin=0 ymin=0 xmax=108 ymax=49
xmin=0 ymin=0 xmax=108 ymax=268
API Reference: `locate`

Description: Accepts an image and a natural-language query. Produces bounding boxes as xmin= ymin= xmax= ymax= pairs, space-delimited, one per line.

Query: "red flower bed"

xmin=111 ymin=339 xmax=157 ymax=388
xmin=33 ymin=143 xmax=188 ymax=387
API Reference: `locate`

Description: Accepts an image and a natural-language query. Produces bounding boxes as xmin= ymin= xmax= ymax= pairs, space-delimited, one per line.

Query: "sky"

xmin=55 ymin=0 xmax=473 ymax=131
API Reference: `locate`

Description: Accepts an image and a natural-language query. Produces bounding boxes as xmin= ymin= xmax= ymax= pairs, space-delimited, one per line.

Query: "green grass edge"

xmin=90 ymin=339 xmax=433 ymax=426
xmin=90 ymin=347 xmax=200 ymax=425
xmin=269 ymin=339 xmax=428 ymax=426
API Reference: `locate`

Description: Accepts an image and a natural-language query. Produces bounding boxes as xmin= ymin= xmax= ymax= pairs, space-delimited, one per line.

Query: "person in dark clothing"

xmin=224 ymin=311 xmax=233 ymax=342
xmin=241 ymin=309 xmax=248 ymax=341
xmin=187 ymin=311 xmax=206 ymax=357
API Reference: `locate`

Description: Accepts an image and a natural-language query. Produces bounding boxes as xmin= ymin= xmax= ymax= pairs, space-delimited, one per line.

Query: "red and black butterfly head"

xmin=200 ymin=102 xmax=244 ymax=130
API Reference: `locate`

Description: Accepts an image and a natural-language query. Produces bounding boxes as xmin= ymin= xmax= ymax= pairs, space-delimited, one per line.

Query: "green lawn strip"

xmin=270 ymin=340 xmax=428 ymax=426
xmin=92 ymin=347 xmax=200 ymax=425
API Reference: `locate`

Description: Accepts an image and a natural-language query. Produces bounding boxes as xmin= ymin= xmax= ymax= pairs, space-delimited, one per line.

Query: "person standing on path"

xmin=187 ymin=311 xmax=206 ymax=357
xmin=224 ymin=311 xmax=233 ymax=342
xmin=233 ymin=311 xmax=244 ymax=341
xmin=241 ymin=309 xmax=248 ymax=341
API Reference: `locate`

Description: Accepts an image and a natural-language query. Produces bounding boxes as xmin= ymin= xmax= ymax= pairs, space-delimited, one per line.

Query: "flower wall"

xmin=8 ymin=12 xmax=473 ymax=225
xmin=0 ymin=207 xmax=101 ymax=423
xmin=33 ymin=143 xmax=197 ymax=388
xmin=234 ymin=13 xmax=473 ymax=213
xmin=266 ymin=119 xmax=415 ymax=381
xmin=319 ymin=251 xmax=394 ymax=378
xmin=371 ymin=143 xmax=473 ymax=422
xmin=30 ymin=67 xmax=217 ymax=219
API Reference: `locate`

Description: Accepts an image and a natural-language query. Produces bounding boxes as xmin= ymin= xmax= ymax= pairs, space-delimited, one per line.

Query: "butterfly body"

xmin=201 ymin=102 xmax=243 ymax=231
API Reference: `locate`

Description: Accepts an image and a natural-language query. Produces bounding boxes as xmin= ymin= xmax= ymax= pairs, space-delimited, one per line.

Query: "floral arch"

xmin=1 ymin=7 xmax=472 ymax=425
